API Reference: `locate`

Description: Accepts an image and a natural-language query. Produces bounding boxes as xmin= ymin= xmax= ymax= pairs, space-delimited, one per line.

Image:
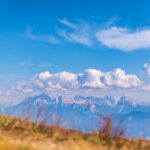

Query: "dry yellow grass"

xmin=0 ymin=115 xmax=150 ymax=150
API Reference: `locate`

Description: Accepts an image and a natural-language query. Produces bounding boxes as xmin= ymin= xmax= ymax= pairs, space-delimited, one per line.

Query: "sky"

xmin=1 ymin=0 xmax=150 ymax=104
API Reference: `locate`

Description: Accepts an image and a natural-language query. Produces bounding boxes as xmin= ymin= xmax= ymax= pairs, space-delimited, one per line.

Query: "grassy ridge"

xmin=0 ymin=115 xmax=150 ymax=150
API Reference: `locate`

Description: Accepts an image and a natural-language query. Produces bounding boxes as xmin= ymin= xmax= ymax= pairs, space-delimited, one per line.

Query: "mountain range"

xmin=1 ymin=93 xmax=150 ymax=139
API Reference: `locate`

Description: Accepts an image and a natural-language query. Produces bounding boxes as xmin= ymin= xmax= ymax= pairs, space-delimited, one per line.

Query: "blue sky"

xmin=1 ymin=0 xmax=150 ymax=103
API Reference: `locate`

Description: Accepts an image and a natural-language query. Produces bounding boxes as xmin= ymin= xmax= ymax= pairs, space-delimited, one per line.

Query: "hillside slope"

xmin=0 ymin=115 xmax=150 ymax=150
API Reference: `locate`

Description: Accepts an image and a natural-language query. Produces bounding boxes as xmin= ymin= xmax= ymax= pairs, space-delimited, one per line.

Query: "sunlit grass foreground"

xmin=0 ymin=115 xmax=149 ymax=150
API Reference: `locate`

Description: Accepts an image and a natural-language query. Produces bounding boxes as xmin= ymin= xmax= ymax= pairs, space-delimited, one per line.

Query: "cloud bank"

xmin=2 ymin=63 xmax=150 ymax=104
xmin=14 ymin=68 xmax=141 ymax=93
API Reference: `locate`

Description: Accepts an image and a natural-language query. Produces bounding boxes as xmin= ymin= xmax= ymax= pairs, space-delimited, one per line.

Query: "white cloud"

xmin=96 ymin=27 xmax=150 ymax=51
xmin=58 ymin=19 xmax=150 ymax=51
xmin=143 ymin=63 xmax=150 ymax=78
xmin=19 ymin=59 xmax=51 ymax=68
xmin=23 ymin=19 xmax=150 ymax=51
xmin=13 ymin=68 xmax=141 ymax=94
xmin=36 ymin=71 xmax=79 ymax=90
xmin=0 ymin=91 xmax=2 ymax=95
xmin=58 ymin=19 xmax=94 ymax=47
xmin=142 ymin=85 xmax=150 ymax=91
xmin=80 ymin=69 xmax=105 ymax=88
xmin=102 ymin=68 xmax=141 ymax=88
xmin=141 ymin=63 xmax=150 ymax=91
xmin=59 ymin=18 xmax=78 ymax=29
xmin=25 ymin=28 xmax=61 ymax=44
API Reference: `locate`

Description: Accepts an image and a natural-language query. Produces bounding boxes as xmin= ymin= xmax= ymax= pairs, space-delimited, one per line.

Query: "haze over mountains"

xmin=1 ymin=93 xmax=150 ymax=139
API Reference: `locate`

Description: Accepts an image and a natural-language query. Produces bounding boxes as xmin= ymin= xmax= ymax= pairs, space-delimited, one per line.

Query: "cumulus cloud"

xmin=13 ymin=68 xmax=141 ymax=93
xmin=102 ymin=68 xmax=141 ymax=88
xmin=96 ymin=27 xmax=150 ymax=51
xmin=80 ymin=69 xmax=105 ymax=88
xmin=36 ymin=71 xmax=79 ymax=90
